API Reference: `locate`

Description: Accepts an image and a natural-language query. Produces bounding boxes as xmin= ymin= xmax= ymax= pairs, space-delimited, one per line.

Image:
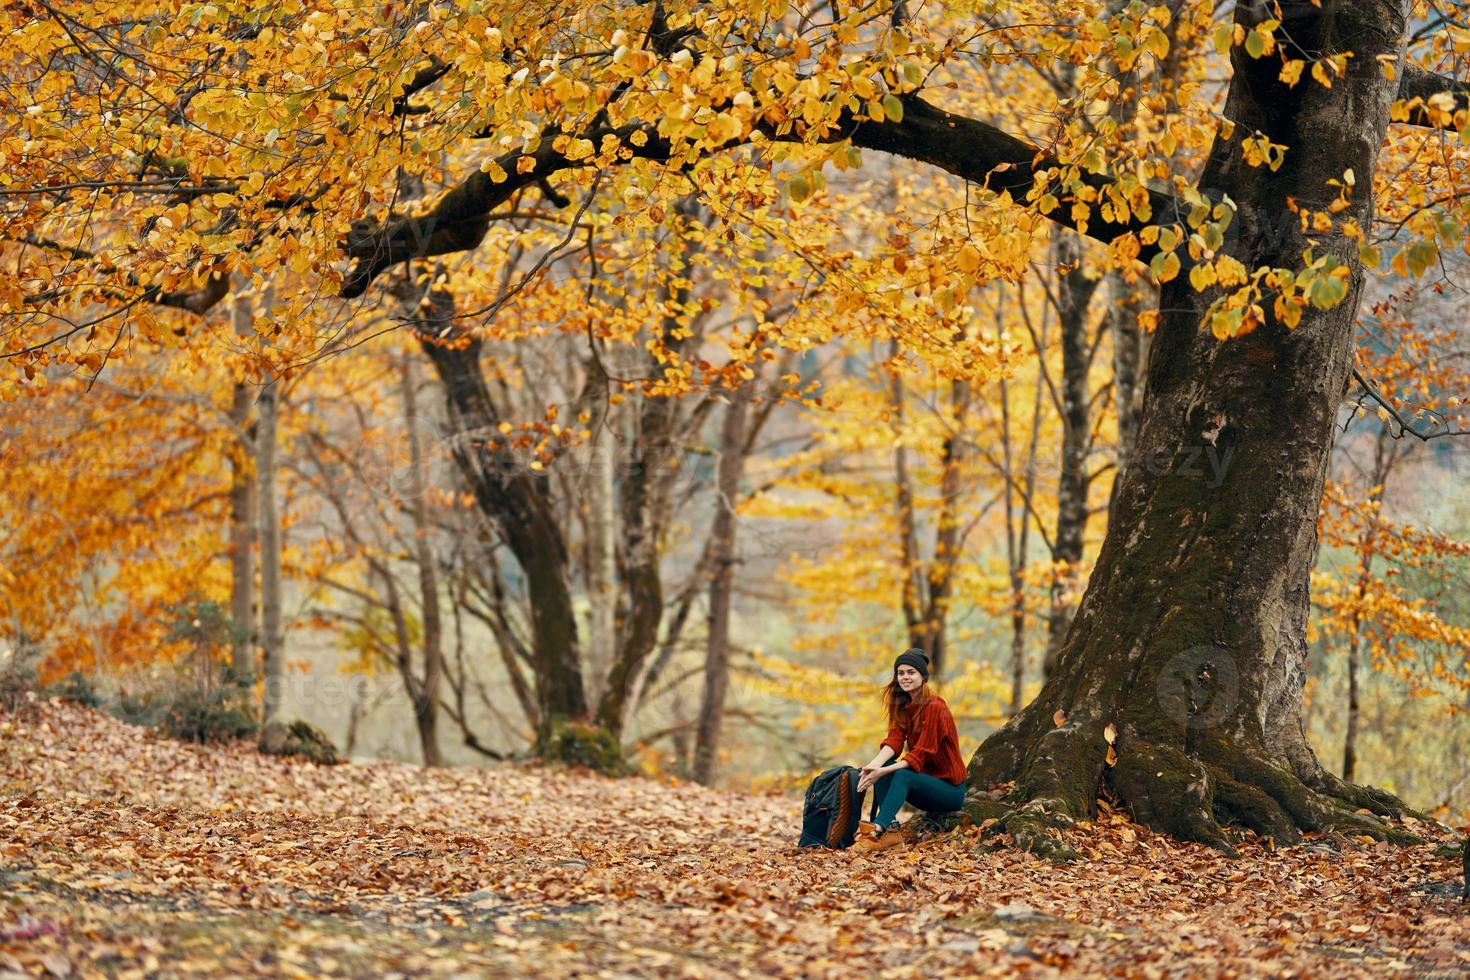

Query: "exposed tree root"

xmin=1112 ymin=741 xmax=1238 ymax=855
xmin=1211 ymin=749 xmax=1424 ymax=846
xmin=990 ymin=804 xmax=1082 ymax=862
xmin=1304 ymin=766 xmax=1429 ymax=822
xmin=951 ymin=724 xmax=1425 ymax=863
xmin=1209 ymin=767 xmax=1298 ymax=847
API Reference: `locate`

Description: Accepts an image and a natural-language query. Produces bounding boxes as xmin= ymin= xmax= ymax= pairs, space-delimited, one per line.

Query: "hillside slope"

xmin=2 ymin=700 xmax=1467 ymax=977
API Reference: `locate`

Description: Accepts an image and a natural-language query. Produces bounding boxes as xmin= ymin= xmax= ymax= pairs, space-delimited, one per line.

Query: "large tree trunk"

xmin=964 ymin=1 xmax=1418 ymax=857
xmin=692 ymin=380 xmax=754 ymax=785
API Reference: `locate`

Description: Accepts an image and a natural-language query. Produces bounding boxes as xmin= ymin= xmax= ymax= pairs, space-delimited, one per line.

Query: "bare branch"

xmin=1351 ymin=368 xmax=1470 ymax=440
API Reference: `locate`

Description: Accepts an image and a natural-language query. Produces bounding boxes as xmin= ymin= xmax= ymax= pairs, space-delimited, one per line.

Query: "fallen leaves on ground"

xmin=2 ymin=701 xmax=1468 ymax=978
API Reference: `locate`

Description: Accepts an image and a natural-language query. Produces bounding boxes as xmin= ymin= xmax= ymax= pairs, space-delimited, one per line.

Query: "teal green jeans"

xmin=871 ymin=769 xmax=964 ymax=828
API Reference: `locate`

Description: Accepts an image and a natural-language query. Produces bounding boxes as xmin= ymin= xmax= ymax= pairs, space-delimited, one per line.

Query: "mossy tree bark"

xmin=963 ymin=0 xmax=1423 ymax=858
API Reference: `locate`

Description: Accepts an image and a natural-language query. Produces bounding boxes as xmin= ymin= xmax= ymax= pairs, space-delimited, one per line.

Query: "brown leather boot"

xmin=850 ymin=824 xmax=905 ymax=853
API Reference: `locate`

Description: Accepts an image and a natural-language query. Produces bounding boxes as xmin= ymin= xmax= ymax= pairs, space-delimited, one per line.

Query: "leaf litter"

xmin=3 ymin=702 xmax=1468 ymax=977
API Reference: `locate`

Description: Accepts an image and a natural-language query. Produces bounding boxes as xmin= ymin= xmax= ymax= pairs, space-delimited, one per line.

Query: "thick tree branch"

xmin=341 ymin=98 xmax=1179 ymax=300
xmin=394 ymin=57 xmax=452 ymax=116
xmin=156 ymin=269 xmax=231 ymax=313
xmin=846 ymin=98 xmax=1178 ymax=250
xmin=341 ymin=125 xmax=673 ymax=298
xmin=1396 ymin=65 xmax=1470 ymax=128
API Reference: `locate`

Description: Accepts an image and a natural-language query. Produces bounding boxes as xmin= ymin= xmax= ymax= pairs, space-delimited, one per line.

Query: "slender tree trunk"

xmin=890 ymin=344 xmax=926 ymax=659
xmin=400 ymin=355 xmax=443 ymax=767
xmin=228 ymin=381 xmax=257 ymax=677
xmin=965 ymin=2 xmax=1418 ymax=856
xmin=593 ymin=229 xmax=706 ymax=735
xmin=1342 ymin=639 xmax=1360 ymax=783
xmin=345 ymin=677 xmax=372 ymax=757
xmin=670 ymin=686 xmax=692 ymax=777
xmin=1043 ymin=232 xmax=1099 ymax=678
xmin=415 ymin=290 xmax=587 ymax=746
xmin=919 ymin=379 xmax=971 ymax=678
xmin=592 ymin=410 xmax=667 ymax=735
xmin=1002 ymin=318 xmax=1047 ymax=716
xmin=1340 ymin=428 xmax=1394 ymax=782
xmin=257 ymin=378 xmax=285 ymax=736
xmin=1107 ymin=272 xmax=1149 ymax=485
xmin=693 ymin=381 xmax=754 ymax=785
xmin=583 ymin=429 xmax=618 ymax=706
xmin=465 ymin=543 xmax=541 ymax=732
xmin=625 ymin=538 xmax=713 ymax=727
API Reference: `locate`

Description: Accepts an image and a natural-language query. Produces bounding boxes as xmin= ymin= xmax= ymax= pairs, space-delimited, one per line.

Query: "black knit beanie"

xmin=894 ymin=648 xmax=930 ymax=682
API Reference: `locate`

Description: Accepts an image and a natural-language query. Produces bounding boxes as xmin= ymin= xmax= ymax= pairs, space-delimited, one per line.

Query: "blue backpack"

xmin=798 ymin=766 xmax=878 ymax=849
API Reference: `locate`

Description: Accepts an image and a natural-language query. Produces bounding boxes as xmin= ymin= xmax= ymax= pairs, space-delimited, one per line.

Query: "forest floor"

xmin=2 ymin=700 xmax=1469 ymax=978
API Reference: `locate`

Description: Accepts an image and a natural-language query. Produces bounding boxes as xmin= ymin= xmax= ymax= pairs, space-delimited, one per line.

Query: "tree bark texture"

xmin=1106 ymin=272 xmax=1151 ymax=515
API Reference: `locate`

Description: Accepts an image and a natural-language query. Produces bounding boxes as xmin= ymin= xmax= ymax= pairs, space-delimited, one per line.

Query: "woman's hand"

xmin=856 ymin=764 xmax=886 ymax=794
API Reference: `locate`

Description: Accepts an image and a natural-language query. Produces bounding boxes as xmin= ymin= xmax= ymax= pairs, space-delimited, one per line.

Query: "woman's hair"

xmin=882 ymin=671 xmax=931 ymax=729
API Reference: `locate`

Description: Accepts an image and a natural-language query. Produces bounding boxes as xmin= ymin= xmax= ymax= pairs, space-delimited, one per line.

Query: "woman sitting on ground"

xmin=852 ymin=648 xmax=967 ymax=852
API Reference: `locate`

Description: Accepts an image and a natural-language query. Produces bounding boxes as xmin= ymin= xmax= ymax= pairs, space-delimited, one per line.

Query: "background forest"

xmin=2 ymin=0 xmax=1469 ymax=828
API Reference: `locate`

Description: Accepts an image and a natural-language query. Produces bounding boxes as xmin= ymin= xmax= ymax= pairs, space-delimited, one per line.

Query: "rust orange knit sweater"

xmin=880 ymin=694 xmax=966 ymax=784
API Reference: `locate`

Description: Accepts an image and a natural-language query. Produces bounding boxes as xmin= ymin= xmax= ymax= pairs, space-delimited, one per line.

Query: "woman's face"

xmin=895 ymin=664 xmax=924 ymax=693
